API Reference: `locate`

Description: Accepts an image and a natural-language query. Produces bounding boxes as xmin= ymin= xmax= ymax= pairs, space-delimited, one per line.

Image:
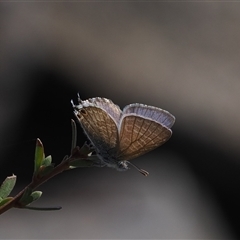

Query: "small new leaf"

xmin=19 ymin=188 xmax=42 ymax=207
xmin=0 ymin=174 xmax=17 ymax=199
xmin=34 ymin=138 xmax=45 ymax=175
xmin=30 ymin=191 xmax=42 ymax=202
xmin=42 ymin=155 xmax=52 ymax=166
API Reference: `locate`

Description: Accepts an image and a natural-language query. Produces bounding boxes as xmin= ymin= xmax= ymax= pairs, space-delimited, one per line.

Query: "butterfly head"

xmin=116 ymin=161 xmax=129 ymax=171
xmin=115 ymin=160 xmax=149 ymax=176
xmin=96 ymin=153 xmax=129 ymax=171
xmin=99 ymin=155 xmax=149 ymax=176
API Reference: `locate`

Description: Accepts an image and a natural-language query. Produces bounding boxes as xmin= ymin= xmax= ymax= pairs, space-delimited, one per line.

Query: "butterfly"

xmin=71 ymin=94 xmax=175 ymax=176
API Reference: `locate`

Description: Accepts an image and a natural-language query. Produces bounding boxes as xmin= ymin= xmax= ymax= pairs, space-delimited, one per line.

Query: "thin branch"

xmin=0 ymin=154 xmax=75 ymax=215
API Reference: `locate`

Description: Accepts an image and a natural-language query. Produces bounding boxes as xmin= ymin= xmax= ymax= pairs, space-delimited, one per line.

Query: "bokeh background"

xmin=1 ymin=2 xmax=240 ymax=239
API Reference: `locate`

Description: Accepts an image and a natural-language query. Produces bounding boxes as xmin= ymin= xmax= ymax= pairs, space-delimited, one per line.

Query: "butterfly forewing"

xmin=75 ymin=105 xmax=118 ymax=152
xmin=87 ymin=98 xmax=122 ymax=126
xmin=117 ymin=115 xmax=172 ymax=161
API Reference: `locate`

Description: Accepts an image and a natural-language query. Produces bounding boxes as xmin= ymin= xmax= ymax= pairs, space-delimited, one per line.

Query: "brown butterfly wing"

xmin=74 ymin=105 xmax=119 ymax=152
xmin=117 ymin=115 xmax=172 ymax=161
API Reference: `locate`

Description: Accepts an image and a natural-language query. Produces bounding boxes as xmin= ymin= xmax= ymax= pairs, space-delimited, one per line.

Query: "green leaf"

xmin=30 ymin=191 xmax=42 ymax=202
xmin=42 ymin=155 xmax=52 ymax=166
xmin=0 ymin=174 xmax=17 ymax=198
xmin=34 ymin=138 xmax=45 ymax=174
xmin=19 ymin=188 xmax=43 ymax=207
xmin=0 ymin=197 xmax=14 ymax=207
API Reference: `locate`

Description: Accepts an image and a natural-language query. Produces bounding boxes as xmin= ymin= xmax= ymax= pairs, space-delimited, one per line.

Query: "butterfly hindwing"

xmin=123 ymin=103 xmax=175 ymax=128
xmin=117 ymin=115 xmax=172 ymax=161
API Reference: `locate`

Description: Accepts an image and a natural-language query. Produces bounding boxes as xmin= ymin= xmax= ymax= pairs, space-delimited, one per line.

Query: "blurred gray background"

xmin=0 ymin=2 xmax=240 ymax=239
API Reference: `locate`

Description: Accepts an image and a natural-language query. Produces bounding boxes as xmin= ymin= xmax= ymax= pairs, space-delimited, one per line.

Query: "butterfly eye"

xmin=117 ymin=161 xmax=128 ymax=171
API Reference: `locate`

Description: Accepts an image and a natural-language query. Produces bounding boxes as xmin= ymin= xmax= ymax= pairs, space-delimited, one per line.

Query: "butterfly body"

xmin=72 ymin=96 xmax=175 ymax=173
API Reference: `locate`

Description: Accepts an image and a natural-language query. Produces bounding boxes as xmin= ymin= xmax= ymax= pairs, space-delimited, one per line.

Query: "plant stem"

xmin=0 ymin=156 xmax=72 ymax=215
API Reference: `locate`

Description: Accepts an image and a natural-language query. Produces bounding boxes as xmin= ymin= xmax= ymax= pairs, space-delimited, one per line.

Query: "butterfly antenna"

xmin=71 ymin=99 xmax=75 ymax=108
xmin=126 ymin=161 xmax=149 ymax=176
xmin=77 ymin=93 xmax=81 ymax=103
